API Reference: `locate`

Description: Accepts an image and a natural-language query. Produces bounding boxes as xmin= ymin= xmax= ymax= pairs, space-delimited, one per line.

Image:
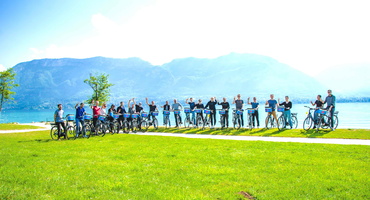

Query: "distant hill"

xmin=9 ymin=53 xmax=330 ymax=109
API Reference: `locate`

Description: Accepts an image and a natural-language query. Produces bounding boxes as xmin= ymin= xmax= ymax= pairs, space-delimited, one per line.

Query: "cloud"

xmin=0 ymin=64 xmax=7 ymax=72
xmin=27 ymin=0 xmax=370 ymax=75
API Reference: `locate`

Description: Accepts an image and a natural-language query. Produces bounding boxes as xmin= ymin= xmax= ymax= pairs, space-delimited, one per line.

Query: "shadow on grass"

xmin=300 ymin=129 xmax=332 ymax=138
xmin=18 ymin=139 xmax=54 ymax=143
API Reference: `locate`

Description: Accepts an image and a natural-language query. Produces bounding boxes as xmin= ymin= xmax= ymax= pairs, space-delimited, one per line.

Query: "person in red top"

xmin=91 ymin=100 xmax=101 ymax=130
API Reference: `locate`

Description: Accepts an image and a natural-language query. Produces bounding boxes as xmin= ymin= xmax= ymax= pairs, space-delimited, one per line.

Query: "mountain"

xmin=9 ymin=53 xmax=328 ymax=109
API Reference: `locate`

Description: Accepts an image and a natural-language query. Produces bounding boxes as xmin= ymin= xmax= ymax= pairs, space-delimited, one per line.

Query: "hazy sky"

xmin=0 ymin=0 xmax=369 ymax=75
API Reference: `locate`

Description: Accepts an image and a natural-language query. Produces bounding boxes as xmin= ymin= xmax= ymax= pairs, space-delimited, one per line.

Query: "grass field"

xmin=151 ymin=127 xmax=370 ymax=140
xmin=0 ymin=127 xmax=369 ymax=200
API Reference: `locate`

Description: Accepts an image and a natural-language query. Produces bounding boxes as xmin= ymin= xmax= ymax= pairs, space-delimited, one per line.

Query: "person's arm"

xmin=185 ymin=99 xmax=189 ymax=104
xmin=310 ymin=101 xmax=315 ymax=106
xmin=90 ymin=100 xmax=95 ymax=109
xmin=226 ymin=102 xmax=230 ymax=111
xmin=288 ymin=102 xmax=292 ymax=110
xmin=75 ymin=103 xmax=79 ymax=109
xmin=155 ymin=105 xmax=158 ymax=112
xmin=232 ymin=97 xmax=236 ymax=104
xmin=128 ymin=99 xmax=131 ymax=108
xmin=132 ymin=98 xmax=136 ymax=106
xmin=205 ymin=102 xmax=209 ymax=109
xmin=145 ymin=98 xmax=150 ymax=106
xmin=255 ymin=103 xmax=259 ymax=110
xmin=265 ymin=100 xmax=269 ymax=106
xmin=247 ymin=97 xmax=251 ymax=105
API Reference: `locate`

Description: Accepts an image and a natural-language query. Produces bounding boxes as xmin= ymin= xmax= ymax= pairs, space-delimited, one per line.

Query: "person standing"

xmin=145 ymin=98 xmax=158 ymax=121
xmin=278 ymin=96 xmax=293 ymax=129
xmin=232 ymin=94 xmax=244 ymax=127
xmin=195 ymin=99 xmax=204 ymax=125
xmin=91 ymin=100 xmax=101 ymax=131
xmin=265 ymin=94 xmax=279 ymax=129
xmin=54 ymin=104 xmax=67 ymax=140
xmin=75 ymin=102 xmax=86 ymax=137
xmin=218 ymin=97 xmax=230 ymax=128
xmin=172 ymin=99 xmax=183 ymax=127
xmin=324 ymin=89 xmax=336 ymax=130
xmin=247 ymin=97 xmax=260 ymax=128
xmin=186 ymin=98 xmax=196 ymax=124
xmin=161 ymin=101 xmax=171 ymax=127
xmin=311 ymin=95 xmax=324 ymax=128
xmin=205 ymin=97 xmax=218 ymax=127
xmin=117 ymin=101 xmax=126 ymax=130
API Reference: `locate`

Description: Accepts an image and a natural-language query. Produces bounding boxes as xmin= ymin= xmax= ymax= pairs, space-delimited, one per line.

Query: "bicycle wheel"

xmin=176 ymin=115 xmax=182 ymax=128
xmin=184 ymin=117 xmax=190 ymax=128
xmin=82 ymin=124 xmax=91 ymax=138
xmin=292 ymin=116 xmax=298 ymax=129
xmin=204 ymin=118 xmax=211 ymax=129
xmin=333 ymin=115 xmax=339 ymax=129
xmin=153 ymin=118 xmax=158 ymax=130
xmin=303 ymin=117 xmax=313 ymax=131
xmin=132 ymin=121 xmax=138 ymax=133
xmin=50 ymin=126 xmax=58 ymax=140
xmin=266 ymin=116 xmax=273 ymax=129
xmin=67 ymin=126 xmax=75 ymax=140
xmin=100 ymin=124 xmax=106 ymax=137
xmin=113 ymin=122 xmax=120 ymax=134
xmin=233 ymin=116 xmax=241 ymax=130
xmin=141 ymin=120 xmax=148 ymax=131
xmin=278 ymin=116 xmax=285 ymax=130
xmin=196 ymin=117 xmax=204 ymax=129
xmin=220 ymin=115 xmax=225 ymax=129
xmin=123 ymin=121 xmax=130 ymax=133
xmin=248 ymin=115 xmax=253 ymax=130
xmin=321 ymin=115 xmax=330 ymax=129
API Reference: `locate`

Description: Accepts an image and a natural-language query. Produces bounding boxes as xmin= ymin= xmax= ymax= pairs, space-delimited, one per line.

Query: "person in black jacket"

xmin=205 ymin=97 xmax=218 ymax=127
xmin=278 ymin=96 xmax=293 ymax=129
xmin=218 ymin=97 xmax=230 ymax=128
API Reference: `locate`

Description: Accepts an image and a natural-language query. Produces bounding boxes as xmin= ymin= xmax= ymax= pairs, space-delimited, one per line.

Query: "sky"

xmin=0 ymin=0 xmax=369 ymax=76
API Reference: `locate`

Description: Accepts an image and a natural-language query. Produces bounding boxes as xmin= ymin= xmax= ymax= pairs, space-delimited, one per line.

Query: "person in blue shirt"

xmin=172 ymin=99 xmax=183 ymax=127
xmin=247 ymin=97 xmax=260 ymax=128
xmin=75 ymin=102 xmax=86 ymax=137
xmin=54 ymin=104 xmax=66 ymax=140
xmin=265 ymin=94 xmax=279 ymax=129
xmin=186 ymin=98 xmax=196 ymax=125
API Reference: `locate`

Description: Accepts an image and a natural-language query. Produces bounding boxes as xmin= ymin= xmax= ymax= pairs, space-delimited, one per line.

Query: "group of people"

xmin=54 ymin=90 xmax=336 ymax=139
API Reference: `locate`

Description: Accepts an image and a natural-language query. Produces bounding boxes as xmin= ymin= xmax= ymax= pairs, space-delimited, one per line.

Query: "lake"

xmin=0 ymin=102 xmax=369 ymax=129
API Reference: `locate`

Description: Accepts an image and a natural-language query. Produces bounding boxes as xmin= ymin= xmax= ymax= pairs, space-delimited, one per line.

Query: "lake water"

xmin=0 ymin=103 xmax=369 ymax=129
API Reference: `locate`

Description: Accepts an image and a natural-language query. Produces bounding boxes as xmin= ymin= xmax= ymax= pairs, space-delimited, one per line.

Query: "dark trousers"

xmin=252 ymin=110 xmax=260 ymax=127
xmin=56 ymin=122 xmax=66 ymax=138
xmin=240 ymin=113 xmax=244 ymax=126
xmin=222 ymin=112 xmax=229 ymax=127
xmin=210 ymin=110 xmax=216 ymax=126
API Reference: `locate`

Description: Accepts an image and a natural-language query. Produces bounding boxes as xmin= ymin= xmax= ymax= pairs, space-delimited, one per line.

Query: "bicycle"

xmin=109 ymin=114 xmax=121 ymax=134
xmin=94 ymin=115 xmax=107 ymax=137
xmin=65 ymin=114 xmax=76 ymax=139
xmin=232 ymin=108 xmax=243 ymax=130
xmin=316 ymin=109 xmax=339 ymax=131
xmin=246 ymin=108 xmax=255 ymax=130
xmin=194 ymin=109 xmax=203 ymax=128
xmin=163 ymin=110 xmax=171 ymax=128
xmin=302 ymin=106 xmax=316 ymax=130
xmin=122 ymin=113 xmax=131 ymax=133
xmin=130 ymin=113 xmax=140 ymax=133
xmin=184 ymin=107 xmax=195 ymax=128
xmin=276 ymin=106 xmax=298 ymax=130
xmin=79 ymin=114 xmax=93 ymax=138
xmin=265 ymin=107 xmax=278 ymax=129
xmin=141 ymin=111 xmax=159 ymax=131
xmin=50 ymin=123 xmax=67 ymax=140
xmin=218 ymin=109 xmax=227 ymax=129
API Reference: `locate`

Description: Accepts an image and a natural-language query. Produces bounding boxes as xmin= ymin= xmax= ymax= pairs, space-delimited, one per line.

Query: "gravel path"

xmin=1 ymin=123 xmax=369 ymax=145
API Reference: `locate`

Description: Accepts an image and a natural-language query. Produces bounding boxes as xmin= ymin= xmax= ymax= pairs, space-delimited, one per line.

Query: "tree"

xmin=0 ymin=68 xmax=19 ymax=111
xmin=84 ymin=72 xmax=114 ymax=105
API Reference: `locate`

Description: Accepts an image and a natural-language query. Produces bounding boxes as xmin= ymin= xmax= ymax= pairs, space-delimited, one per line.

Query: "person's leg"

xmin=283 ymin=111 xmax=289 ymax=128
xmin=61 ymin=122 xmax=67 ymax=138
xmin=192 ymin=111 xmax=195 ymax=124
xmin=272 ymin=111 xmax=279 ymax=128
xmin=75 ymin=119 xmax=80 ymax=135
xmin=265 ymin=113 xmax=270 ymax=127
xmin=174 ymin=114 xmax=178 ymax=126
xmin=330 ymin=108 xmax=335 ymax=129
xmin=241 ymin=113 xmax=244 ymax=127
xmin=225 ymin=113 xmax=229 ymax=127
xmin=57 ymin=122 xmax=62 ymax=138
xmin=256 ymin=111 xmax=260 ymax=127
xmin=286 ymin=110 xmax=292 ymax=128
xmin=80 ymin=119 xmax=86 ymax=135
xmin=252 ymin=112 xmax=256 ymax=127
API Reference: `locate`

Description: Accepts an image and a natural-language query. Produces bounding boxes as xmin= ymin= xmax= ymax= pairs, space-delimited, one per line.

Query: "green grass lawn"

xmin=0 ymin=123 xmax=44 ymax=130
xmin=0 ymin=130 xmax=369 ymax=200
xmin=150 ymin=127 xmax=370 ymax=140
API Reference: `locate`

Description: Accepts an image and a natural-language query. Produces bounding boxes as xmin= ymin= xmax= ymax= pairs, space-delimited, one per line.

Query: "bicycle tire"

xmin=164 ymin=116 xmax=169 ymax=128
xmin=266 ymin=116 xmax=272 ymax=129
xmin=153 ymin=118 xmax=158 ymax=130
xmin=141 ymin=120 xmax=148 ymax=131
xmin=176 ymin=115 xmax=181 ymax=128
xmin=278 ymin=116 xmax=284 ymax=130
xmin=292 ymin=116 xmax=298 ymax=129
xmin=67 ymin=126 xmax=75 ymax=140
xmin=333 ymin=115 xmax=339 ymax=129
xmin=123 ymin=121 xmax=130 ymax=133
xmin=132 ymin=121 xmax=138 ymax=133
xmin=50 ymin=126 xmax=58 ymax=140
xmin=321 ymin=115 xmax=330 ymax=129
xmin=248 ymin=114 xmax=253 ymax=130
xmin=184 ymin=117 xmax=190 ymax=128
xmin=196 ymin=117 xmax=204 ymax=129
xmin=220 ymin=115 xmax=225 ymax=129
xmin=234 ymin=116 xmax=241 ymax=130
xmin=303 ymin=117 xmax=313 ymax=131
